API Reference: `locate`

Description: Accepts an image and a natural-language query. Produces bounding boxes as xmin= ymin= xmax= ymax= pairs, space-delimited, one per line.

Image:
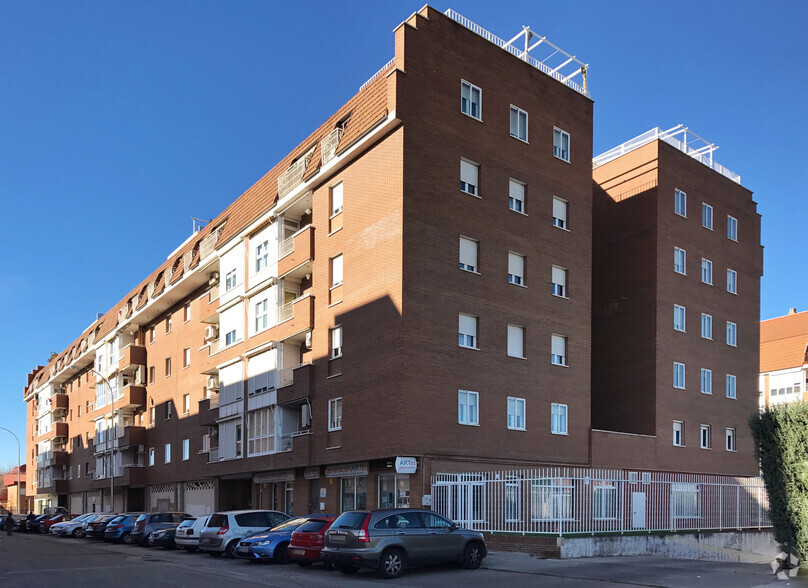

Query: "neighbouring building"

xmin=759 ymin=308 xmax=808 ymax=409
xmin=23 ymin=6 xmax=762 ymax=520
xmin=2 ymin=465 xmax=29 ymax=514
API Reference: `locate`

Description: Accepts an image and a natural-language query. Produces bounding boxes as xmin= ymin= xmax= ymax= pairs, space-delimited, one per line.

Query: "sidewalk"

xmin=483 ymin=551 xmax=808 ymax=587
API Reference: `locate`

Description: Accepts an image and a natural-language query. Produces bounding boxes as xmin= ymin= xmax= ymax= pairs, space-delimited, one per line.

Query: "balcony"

xmin=278 ymin=226 xmax=314 ymax=278
xmin=277 ymin=151 xmax=314 ymax=199
xmin=37 ymin=478 xmax=68 ymax=494
xmin=119 ymin=465 xmax=146 ymax=486
xmin=118 ymin=384 xmax=147 ymax=409
xmin=52 ymin=393 xmax=69 ymax=411
xmin=208 ymin=447 xmax=220 ymax=463
xmin=40 ymin=421 xmax=69 ymax=442
xmin=274 ymin=295 xmax=314 ymax=341
xmin=118 ymin=426 xmax=146 ymax=449
xmin=37 ymin=450 xmax=69 ymax=468
xmin=119 ymin=344 xmax=147 ymax=373
xmin=277 ymin=363 xmax=313 ymax=406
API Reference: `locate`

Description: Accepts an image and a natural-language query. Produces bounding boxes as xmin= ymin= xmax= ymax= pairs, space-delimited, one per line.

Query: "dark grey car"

xmin=320 ymin=509 xmax=486 ymax=579
xmin=130 ymin=512 xmax=190 ymax=546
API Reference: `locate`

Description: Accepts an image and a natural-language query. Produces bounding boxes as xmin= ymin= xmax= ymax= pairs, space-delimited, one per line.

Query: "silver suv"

xmin=321 ymin=509 xmax=487 ymax=579
xmin=199 ymin=510 xmax=289 ymax=558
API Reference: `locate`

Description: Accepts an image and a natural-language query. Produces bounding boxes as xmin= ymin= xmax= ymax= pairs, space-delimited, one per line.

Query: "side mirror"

xmin=450 ymin=523 xmax=458 ymax=532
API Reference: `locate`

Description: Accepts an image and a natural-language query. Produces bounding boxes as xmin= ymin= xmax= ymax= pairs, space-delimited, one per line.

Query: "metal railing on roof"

xmin=359 ymin=58 xmax=395 ymax=92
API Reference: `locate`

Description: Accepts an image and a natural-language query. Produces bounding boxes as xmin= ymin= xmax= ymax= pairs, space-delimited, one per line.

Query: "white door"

xmin=631 ymin=492 xmax=646 ymax=528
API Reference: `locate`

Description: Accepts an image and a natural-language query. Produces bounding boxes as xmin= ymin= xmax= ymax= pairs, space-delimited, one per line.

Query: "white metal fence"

xmin=431 ymin=468 xmax=770 ymax=536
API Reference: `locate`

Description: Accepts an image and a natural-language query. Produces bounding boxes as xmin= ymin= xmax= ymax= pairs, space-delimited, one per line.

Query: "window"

xmin=331 ymin=181 xmax=343 ymax=216
xmin=184 ymin=303 xmax=191 ymax=322
xmin=508 ymin=179 xmax=525 ymax=213
xmin=165 ymin=443 xmax=171 ymax=463
xmin=700 ymin=368 xmax=712 ymax=394
xmin=672 ymin=483 xmax=699 ymax=518
xmin=458 ymin=390 xmax=479 ymax=426
xmin=726 ymin=321 xmax=737 ymax=347
xmin=674 ymin=247 xmax=686 ymax=274
xmin=702 ymin=203 xmax=713 ymax=229
xmin=505 ymin=478 xmax=521 ymax=522
xmin=509 ymin=106 xmax=528 ymax=142
xmin=236 ymin=423 xmax=242 ymax=458
xmin=531 ymin=478 xmax=573 ymax=521
xmin=700 ymin=425 xmax=711 ymax=449
xmin=331 ymin=254 xmax=343 ymax=287
xmin=673 ymin=304 xmax=686 ymax=332
xmin=247 ymin=407 xmax=275 ymax=455
xmin=183 ymin=394 xmax=190 ymax=415
xmin=726 ymin=374 xmax=737 ymax=399
xmin=727 ymin=269 xmax=738 ymax=294
xmin=165 ymin=357 xmax=171 ymax=377
xmin=225 ymin=269 xmax=237 ymax=291
xmin=551 ymin=334 xmax=567 ymax=366
xmin=552 ymin=266 xmax=567 ymax=297
xmin=507 ymin=325 xmax=525 ymax=358
xmin=459 ymin=237 xmax=478 ymax=272
xmin=701 ymin=313 xmax=712 ymax=339
xmin=460 ymin=159 xmax=479 ymax=196
xmin=165 ymin=315 xmax=172 ymax=333
xmin=553 ymin=127 xmax=570 ymax=162
xmin=726 ymin=428 xmax=736 ymax=452
xmin=225 ymin=330 xmax=237 ymax=347
xmin=255 ymin=240 xmax=269 ymax=273
xmin=508 ymin=252 xmax=525 ymax=285
xmin=148 ymin=447 xmax=155 ymax=466
xmin=458 ymin=314 xmax=477 ymax=349
xmin=149 ymin=327 xmax=155 ymax=343
xmin=150 ymin=406 xmax=156 ymax=426
xmin=701 ymin=258 xmax=713 ymax=285
xmin=507 ymin=397 xmax=525 ymax=430
xmin=255 ymin=298 xmax=269 ymax=332
xmin=166 ymin=402 xmax=172 ymax=420
xmin=673 ymin=362 xmax=685 ymax=389
xmin=460 ymin=80 xmax=481 ymax=120
xmin=149 ymin=366 xmax=155 ymax=385
xmin=328 ymin=398 xmax=342 ymax=431
xmin=727 ymin=215 xmax=738 ymax=241
xmin=379 ymin=475 xmax=411 ymax=509
xmin=593 ymin=481 xmax=618 ymax=520
xmin=551 ymin=403 xmax=568 ymax=434
xmin=331 ymin=325 xmax=343 ymax=359
xmin=674 ymin=189 xmax=687 ymax=217
xmin=673 ymin=421 xmax=684 ymax=446
xmin=552 ymin=197 xmax=568 ymax=229
xmin=182 ymin=439 xmax=189 ymax=461
xmin=183 ymin=348 xmax=190 ymax=368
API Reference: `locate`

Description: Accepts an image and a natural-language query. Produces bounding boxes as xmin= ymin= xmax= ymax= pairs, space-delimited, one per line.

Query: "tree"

xmin=48 ymin=351 xmax=58 ymax=361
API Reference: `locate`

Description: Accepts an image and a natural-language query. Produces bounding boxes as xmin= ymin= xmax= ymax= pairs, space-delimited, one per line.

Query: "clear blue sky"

xmin=1 ymin=0 xmax=806 ymax=468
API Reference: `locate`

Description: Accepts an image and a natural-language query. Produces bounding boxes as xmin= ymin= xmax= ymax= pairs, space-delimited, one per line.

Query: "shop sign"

xmin=253 ymin=470 xmax=294 ymax=484
xmin=325 ymin=462 xmax=369 ymax=478
xmin=395 ymin=456 xmax=417 ymax=474
xmin=304 ymin=467 xmax=320 ymax=480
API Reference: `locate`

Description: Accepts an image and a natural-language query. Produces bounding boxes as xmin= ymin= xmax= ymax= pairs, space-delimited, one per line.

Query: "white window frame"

xmin=507 ymin=396 xmax=526 ymax=430
xmin=183 ymin=393 xmax=190 ymax=414
xmin=328 ymin=397 xmax=342 ymax=431
xmin=551 ymin=334 xmax=567 ymax=366
xmin=675 ymin=189 xmax=687 ymax=217
xmin=460 ymin=159 xmax=480 ymax=196
xmin=507 ymin=325 xmax=525 ymax=359
xmin=673 ymin=421 xmax=684 ymax=447
xmin=701 ymin=258 xmax=713 ymax=285
xmin=551 ymin=403 xmax=568 ymax=435
xmin=255 ymin=298 xmax=269 ymax=333
xmin=509 ymin=105 xmax=528 ymax=142
xmin=508 ymin=252 xmax=525 ymax=286
xmin=673 ymin=362 xmax=685 ymax=389
xmin=182 ymin=438 xmax=190 ymax=461
xmin=255 ymin=240 xmax=269 ymax=273
xmin=225 ymin=330 xmax=237 ymax=347
xmin=183 ymin=347 xmax=190 ymax=368
xmin=673 ymin=304 xmax=686 ymax=332
xmin=331 ymin=254 xmax=343 ymax=287
xmin=552 ymin=265 xmax=567 ymax=298
xmin=727 ymin=269 xmax=738 ymax=294
xmin=702 ymin=202 xmax=713 ymax=229
xmin=508 ymin=179 xmax=525 ymax=213
xmin=700 ymin=425 xmax=711 ymax=450
xmin=701 ymin=313 xmax=712 ymax=340
xmin=674 ymin=247 xmax=686 ymax=275
xmin=726 ymin=374 xmax=737 ymax=399
xmin=164 ymin=443 xmax=171 ymax=464
xmin=331 ymin=325 xmax=343 ymax=359
xmin=552 ymin=197 xmax=568 ymax=229
xmin=331 ymin=181 xmax=344 ymax=217
xmin=458 ymin=390 xmax=479 ymax=426
xmin=459 ymin=236 xmax=478 ymax=273
xmin=460 ymin=80 xmax=482 ymax=120
xmin=700 ymin=368 xmax=712 ymax=394
xmin=553 ymin=127 xmax=570 ymax=162
xmin=225 ymin=268 xmax=237 ymax=292
xmin=727 ymin=215 xmax=738 ymax=241
xmin=458 ymin=314 xmax=478 ymax=349
xmin=726 ymin=428 xmax=736 ymax=452
xmin=726 ymin=321 xmax=737 ymax=347
xmin=148 ymin=447 xmax=155 ymax=466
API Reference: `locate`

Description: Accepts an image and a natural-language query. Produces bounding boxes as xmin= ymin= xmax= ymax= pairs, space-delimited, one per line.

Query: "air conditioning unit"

xmin=208 ymin=426 xmax=218 ymax=437
xmin=208 ymin=271 xmax=220 ymax=286
xmin=304 ymin=331 xmax=312 ymax=350
xmin=206 ymin=376 xmax=219 ymax=390
xmin=204 ymin=325 xmax=219 ymax=341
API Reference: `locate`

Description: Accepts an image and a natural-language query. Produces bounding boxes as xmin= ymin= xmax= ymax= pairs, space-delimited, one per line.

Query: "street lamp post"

xmin=0 ymin=426 xmax=21 ymax=514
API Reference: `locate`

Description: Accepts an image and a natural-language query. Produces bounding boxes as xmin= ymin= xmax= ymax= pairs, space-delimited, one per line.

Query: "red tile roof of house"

xmin=760 ymin=310 xmax=808 ymax=372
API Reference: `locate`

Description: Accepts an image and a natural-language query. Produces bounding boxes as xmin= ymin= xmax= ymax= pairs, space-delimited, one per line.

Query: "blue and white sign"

xmin=395 ymin=456 xmax=417 ymax=474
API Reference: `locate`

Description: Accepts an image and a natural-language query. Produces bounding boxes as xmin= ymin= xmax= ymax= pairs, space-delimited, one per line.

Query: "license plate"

xmin=330 ymin=535 xmax=345 ymax=544
xmin=289 ymin=549 xmax=304 ymax=556
xmin=238 ymin=547 xmax=249 ymax=554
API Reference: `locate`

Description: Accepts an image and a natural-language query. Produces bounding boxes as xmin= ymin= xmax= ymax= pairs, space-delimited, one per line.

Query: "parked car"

xmin=174 ymin=515 xmax=212 ymax=552
xmin=148 ymin=526 xmax=179 ymax=549
xmin=131 ymin=513 xmax=190 ymax=546
xmin=24 ymin=514 xmax=51 ymax=533
xmin=103 ymin=513 xmax=142 ymax=544
xmin=235 ymin=516 xmax=316 ymax=563
xmin=321 ymin=509 xmax=487 ymax=579
xmin=51 ymin=513 xmax=96 ymax=537
xmin=42 ymin=513 xmax=75 ymax=533
xmin=288 ymin=515 xmax=339 ymax=567
xmin=199 ymin=510 xmax=290 ymax=558
xmin=84 ymin=514 xmax=117 ymax=539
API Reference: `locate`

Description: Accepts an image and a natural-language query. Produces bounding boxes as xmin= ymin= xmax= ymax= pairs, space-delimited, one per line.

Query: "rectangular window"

xmin=531 ymin=478 xmax=573 ymax=521
xmin=726 ymin=428 xmax=736 ymax=452
xmin=675 ymin=189 xmax=687 ymax=217
xmin=674 ymin=247 xmax=686 ymax=274
xmin=673 ymin=304 xmax=686 ymax=332
xmin=700 ymin=425 xmax=711 ymax=449
xmin=247 ymin=407 xmax=275 ymax=455
xmin=726 ymin=321 xmax=737 ymax=346
xmin=459 ymin=237 xmax=478 ymax=272
xmin=225 ymin=330 xmax=237 ymax=346
xmin=726 ymin=374 xmax=737 ymax=399
xmin=508 ymin=179 xmax=525 ymax=213
xmin=505 ymin=478 xmax=521 ymax=522
xmin=149 ymin=327 xmax=155 ymax=343
xmin=458 ymin=314 xmax=477 ymax=349
xmin=701 ymin=313 xmax=712 ymax=339
xmin=458 ymin=390 xmax=479 ymax=426
xmin=165 ymin=357 xmax=171 ymax=377
xmin=184 ymin=303 xmax=191 ymax=322
xmin=700 ymin=368 xmax=712 ymax=394
xmin=552 ymin=197 xmax=568 ymax=229
xmin=551 ymin=334 xmax=567 ymax=366
xmin=225 ymin=269 xmax=237 ymax=291
xmin=508 ymin=252 xmax=525 ymax=285
xmin=551 ymin=403 xmax=568 ymax=434
xmin=255 ymin=240 xmax=269 ymax=273
xmin=149 ymin=366 xmax=155 ymax=385
xmin=165 ymin=443 xmax=171 ymax=463
xmin=331 ymin=181 xmax=343 ymax=216
xmin=702 ymin=203 xmax=713 ymax=229
xmin=727 ymin=269 xmax=738 ymax=294
xmin=673 ymin=421 xmax=684 ymax=446
xmin=507 ymin=325 xmax=525 ymax=358
xmin=509 ymin=106 xmax=528 ymax=142
xmin=507 ymin=397 xmax=526 ymax=430
xmin=183 ymin=348 xmax=190 ymax=368
xmin=255 ymin=298 xmax=269 ymax=332
xmin=552 ymin=266 xmax=567 ymax=297
xmin=460 ymin=159 xmax=479 ymax=196
xmin=166 ymin=402 xmax=172 ymax=420
xmin=328 ymin=397 xmax=342 ymax=431
xmin=331 ymin=325 xmax=343 ymax=359
xmin=460 ymin=80 xmax=481 ymax=120
xmin=727 ymin=215 xmax=738 ymax=241
xmin=150 ymin=406 xmax=156 ymax=426
xmin=148 ymin=447 xmax=155 ymax=466
xmin=673 ymin=362 xmax=685 ymax=389
xmin=672 ymin=483 xmax=700 ymax=518
xmin=553 ymin=127 xmax=570 ymax=162
xmin=183 ymin=394 xmax=190 ymax=415
xmin=593 ymin=481 xmax=618 ymax=520
xmin=701 ymin=258 xmax=713 ymax=285
xmin=165 ymin=315 xmax=172 ymax=333
xmin=331 ymin=254 xmax=343 ymax=287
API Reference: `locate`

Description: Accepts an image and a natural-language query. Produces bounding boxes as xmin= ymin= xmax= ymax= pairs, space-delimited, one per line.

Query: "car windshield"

xmin=207 ymin=514 xmax=227 ymax=528
xmin=269 ymin=517 xmax=309 ymax=532
xmin=178 ymin=518 xmax=196 ymax=528
xmin=332 ymin=512 xmax=368 ymax=530
xmin=294 ymin=520 xmax=327 ymax=533
xmin=108 ymin=516 xmax=124 ymax=523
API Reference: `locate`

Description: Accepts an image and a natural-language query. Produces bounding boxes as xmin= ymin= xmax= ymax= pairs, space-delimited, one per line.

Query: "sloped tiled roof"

xmin=760 ymin=311 xmax=808 ymax=372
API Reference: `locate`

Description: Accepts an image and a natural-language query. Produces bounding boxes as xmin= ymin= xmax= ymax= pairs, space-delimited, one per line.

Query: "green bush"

xmin=750 ymin=401 xmax=808 ymax=560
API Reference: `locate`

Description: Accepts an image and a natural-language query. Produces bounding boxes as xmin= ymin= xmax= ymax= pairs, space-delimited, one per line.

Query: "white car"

xmin=174 ymin=515 xmax=212 ymax=552
xmin=51 ymin=513 xmax=95 ymax=537
xmin=198 ymin=510 xmax=289 ymax=558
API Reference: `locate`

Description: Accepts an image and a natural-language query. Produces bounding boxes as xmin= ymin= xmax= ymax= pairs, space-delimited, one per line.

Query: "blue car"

xmin=103 ymin=513 xmax=142 ymax=544
xmin=235 ymin=517 xmax=314 ymax=563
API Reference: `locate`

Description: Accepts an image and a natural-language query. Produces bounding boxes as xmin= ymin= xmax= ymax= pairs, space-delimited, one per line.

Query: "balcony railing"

xmin=278 ymin=152 xmax=313 ymax=199
xmin=278 ymin=433 xmax=293 ymax=452
xmin=208 ymin=447 xmax=220 ymax=463
xmin=278 ymin=301 xmax=294 ymax=322
xmin=321 ymin=127 xmax=344 ymax=165
xmin=279 ymin=235 xmax=295 ymax=258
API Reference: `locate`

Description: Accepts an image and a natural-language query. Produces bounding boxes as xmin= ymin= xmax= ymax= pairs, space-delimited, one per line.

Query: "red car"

xmin=287 ymin=515 xmax=338 ymax=567
xmin=42 ymin=514 xmax=77 ymax=533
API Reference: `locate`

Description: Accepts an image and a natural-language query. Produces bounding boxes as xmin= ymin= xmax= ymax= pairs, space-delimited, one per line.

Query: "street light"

xmin=0 ymin=426 xmax=21 ymax=514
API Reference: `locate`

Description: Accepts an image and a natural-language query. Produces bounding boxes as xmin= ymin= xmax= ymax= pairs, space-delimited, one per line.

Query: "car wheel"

xmin=461 ymin=542 xmax=484 ymax=570
xmin=378 ymin=548 xmax=406 ymax=579
xmin=121 ymin=532 xmax=133 ymax=545
xmin=71 ymin=528 xmax=80 ymax=537
xmin=338 ymin=565 xmax=359 ymax=575
xmin=225 ymin=540 xmax=239 ymax=559
xmin=274 ymin=542 xmax=291 ymax=565
xmin=296 ymin=561 xmax=312 ymax=567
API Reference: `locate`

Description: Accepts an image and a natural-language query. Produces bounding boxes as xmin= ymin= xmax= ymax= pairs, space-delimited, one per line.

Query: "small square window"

xmin=700 ymin=368 xmax=712 ymax=394
xmin=459 ymin=390 xmax=479 ymax=426
xmin=674 ymin=247 xmax=686 ymax=275
xmin=509 ymin=179 xmax=525 ymax=213
xmin=459 ymin=314 xmax=477 ymax=349
xmin=460 ymin=159 xmax=479 ymax=196
xmin=673 ymin=421 xmax=684 ymax=447
xmin=727 ymin=269 xmax=738 ymax=294
xmin=553 ymin=128 xmax=570 ymax=162
xmin=331 ymin=325 xmax=343 ymax=359
xmin=508 ymin=252 xmax=525 ymax=286
xmin=552 ymin=197 xmax=568 ymax=229
xmin=509 ymin=106 xmax=528 ymax=142
xmin=459 ymin=236 xmax=478 ymax=272
xmin=328 ymin=397 xmax=342 ymax=431
xmin=702 ymin=203 xmax=713 ymax=229
xmin=551 ymin=403 xmax=568 ymax=435
xmin=673 ymin=304 xmax=686 ymax=332
xmin=701 ymin=313 xmax=712 ymax=340
xmin=507 ymin=397 xmax=525 ymax=430
xmin=551 ymin=334 xmax=567 ymax=366
xmin=727 ymin=215 xmax=738 ymax=241
xmin=673 ymin=362 xmax=685 ymax=389
xmin=700 ymin=425 xmax=711 ymax=449
xmin=701 ymin=258 xmax=713 ymax=285
xmin=507 ymin=325 xmax=525 ymax=359
xmin=460 ymin=80 xmax=482 ymax=120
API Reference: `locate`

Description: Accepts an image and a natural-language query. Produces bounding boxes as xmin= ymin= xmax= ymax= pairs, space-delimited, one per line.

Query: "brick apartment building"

xmin=759 ymin=308 xmax=808 ymax=409
xmin=23 ymin=6 xmax=761 ymax=517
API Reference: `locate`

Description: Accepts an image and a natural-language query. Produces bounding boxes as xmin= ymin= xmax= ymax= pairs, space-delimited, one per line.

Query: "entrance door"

xmin=631 ymin=492 xmax=646 ymax=528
